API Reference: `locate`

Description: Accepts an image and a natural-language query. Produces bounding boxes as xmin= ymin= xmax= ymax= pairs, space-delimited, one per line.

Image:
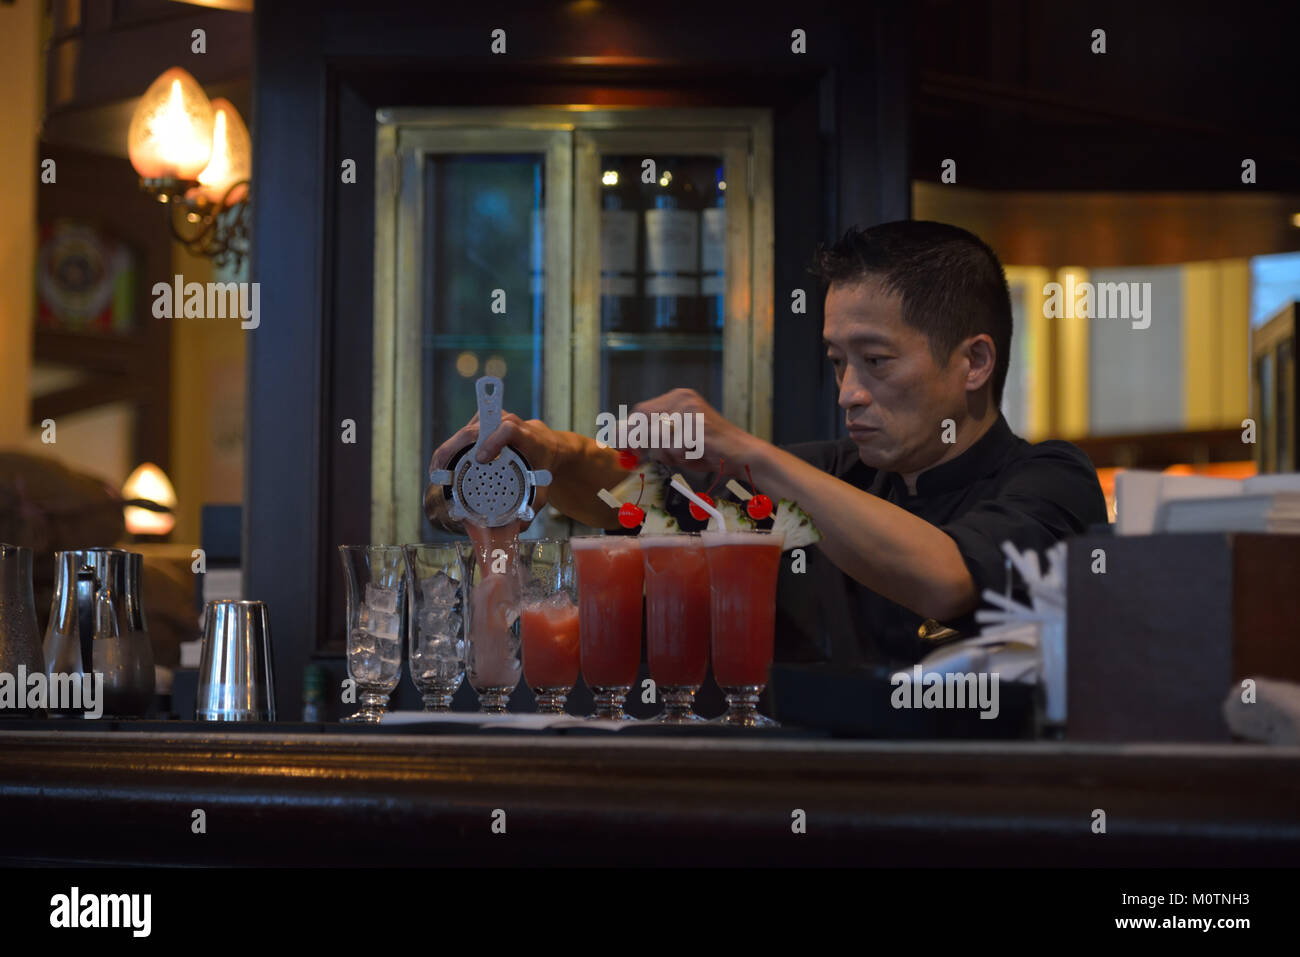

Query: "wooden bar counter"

xmin=2 ymin=723 xmax=1298 ymax=866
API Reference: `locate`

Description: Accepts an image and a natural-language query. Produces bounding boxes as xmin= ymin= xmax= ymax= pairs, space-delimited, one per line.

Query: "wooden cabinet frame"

xmin=370 ymin=107 xmax=773 ymax=545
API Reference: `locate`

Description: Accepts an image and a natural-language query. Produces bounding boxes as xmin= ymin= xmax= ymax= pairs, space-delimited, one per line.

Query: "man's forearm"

xmin=545 ymin=431 xmax=628 ymax=529
xmin=748 ymin=442 xmax=977 ymax=622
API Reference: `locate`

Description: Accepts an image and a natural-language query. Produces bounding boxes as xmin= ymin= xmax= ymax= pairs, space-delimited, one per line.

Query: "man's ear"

xmin=963 ymin=334 xmax=996 ymax=393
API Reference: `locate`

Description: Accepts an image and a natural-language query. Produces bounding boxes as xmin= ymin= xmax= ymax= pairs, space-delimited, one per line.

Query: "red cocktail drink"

xmin=570 ymin=535 xmax=643 ymax=719
xmin=517 ymin=539 xmax=578 ymax=714
xmin=704 ymin=529 xmax=785 ymax=726
xmin=521 ymin=595 xmax=580 ymax=691
xmin=641 ymin=534 xmax=710 ymax=722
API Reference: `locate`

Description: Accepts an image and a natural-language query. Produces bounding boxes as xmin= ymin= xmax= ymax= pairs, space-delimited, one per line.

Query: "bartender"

xmin=427 ymin=221 xmax=1107 ymax=667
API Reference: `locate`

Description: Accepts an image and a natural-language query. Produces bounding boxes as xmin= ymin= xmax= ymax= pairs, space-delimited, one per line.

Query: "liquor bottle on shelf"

xmin=302 ymin=664 xmax=327 ymax=722
xmin=600 ymin=159 xmax=641 ymax=332
xmin=701 ymin=163 xmax=726 ymax=333
xmin=643 ymin=162 xmax=701 ymax=332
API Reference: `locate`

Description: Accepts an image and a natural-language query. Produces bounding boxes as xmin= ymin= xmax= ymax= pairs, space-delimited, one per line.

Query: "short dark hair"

xmin=809 ymin=221 xmax=1013 ymax=406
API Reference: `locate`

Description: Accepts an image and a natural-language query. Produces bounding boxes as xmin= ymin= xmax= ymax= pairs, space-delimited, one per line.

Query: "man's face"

xmin=823 ymin=279 xmax=970 ymax=475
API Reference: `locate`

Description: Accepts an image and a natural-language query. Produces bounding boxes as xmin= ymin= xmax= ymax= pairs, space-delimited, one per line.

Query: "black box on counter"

xmin=1066 ymin=532 xmax=1300 ymax=742
xmin=770 ymin=662 xmax=1035 ymax=739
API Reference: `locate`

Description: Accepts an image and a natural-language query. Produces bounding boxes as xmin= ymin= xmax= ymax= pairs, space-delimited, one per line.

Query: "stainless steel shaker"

xmin=45 ymin=548 xmax=155 ymax=717
xmin=196 ymin=600 xmax=276 ymax=721
xmin=0 ymin=543 xmax=46 ymax=718
xmin=43 ymin=550 xmax=99 ymax=715
xmin=91 ymin=549 xmax=155 ymax=717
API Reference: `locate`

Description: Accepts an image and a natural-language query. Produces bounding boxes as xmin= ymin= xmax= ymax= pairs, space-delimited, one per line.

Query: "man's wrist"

xmin=740 ymin=433 xmax=781 ymax=485
xmin=552 ymin=430 xmax=585 ymax=479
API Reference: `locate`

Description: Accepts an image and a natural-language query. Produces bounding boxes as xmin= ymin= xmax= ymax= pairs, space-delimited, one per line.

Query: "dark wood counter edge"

xmin=2 ymin=731 xmax=1299 ymax=866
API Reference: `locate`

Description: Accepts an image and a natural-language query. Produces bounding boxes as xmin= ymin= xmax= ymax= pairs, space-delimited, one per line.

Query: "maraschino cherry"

xmin=688 ymin=460 xmax=724 ymax=521
xmin=618 ymin=473 xmax=646 ymax=528
xmin=744 ymin=464 xmax=773 ymax=520
xmin=617 ymin=449 xmax=639 ymax=470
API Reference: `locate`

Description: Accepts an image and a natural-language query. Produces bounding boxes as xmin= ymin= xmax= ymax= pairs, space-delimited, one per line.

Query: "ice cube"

xmin=415 ymin=633 xmax=461 ymax=663
xmin=348 ymin=643 xmax=380 ymax=681
xmin=422 ymin=572 xmax=458 ymax=608
xmin=418 ymin=605 xmax=460 ymax=637
xmin=365 ymin=584 xmax=399 ymax=613
xmin=350 ymin=628 xmax=377 ymax=655
xmin=378 ymin=638 xmax=402 ymax=666
xmin=370 ymin=610 xmax=401 ymax=640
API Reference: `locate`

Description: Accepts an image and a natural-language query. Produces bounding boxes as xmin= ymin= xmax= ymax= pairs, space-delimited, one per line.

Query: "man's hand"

xmin=431 ymin=411 xmax=569 ymax=477
xmin=629 ymin=388 xmax=766 ymax=475
xmin=426 ymin=412 xmax=568 ymax=530
xmin=426 ymin=411 xmax=630 ymax=531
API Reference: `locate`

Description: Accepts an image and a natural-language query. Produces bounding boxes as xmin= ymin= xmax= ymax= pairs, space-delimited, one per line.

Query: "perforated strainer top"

xmin=428 ymin=376 xmax=552 ymax=528
xmin=455 ymin=458 xmax=526 ymax=518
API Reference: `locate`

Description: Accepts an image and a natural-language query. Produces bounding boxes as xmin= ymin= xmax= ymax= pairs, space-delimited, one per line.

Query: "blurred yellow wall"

xmin=0 ymin=1 xmax=41 ymax=445
xmin=168 ymin=248 xmax=247 ymax=545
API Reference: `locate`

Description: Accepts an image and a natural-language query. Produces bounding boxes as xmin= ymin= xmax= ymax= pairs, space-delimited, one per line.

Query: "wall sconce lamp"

xmin=122 ymin=462 xmax=178 ymax=540
xmin=128 ymin=67 xmax=251 ymax=268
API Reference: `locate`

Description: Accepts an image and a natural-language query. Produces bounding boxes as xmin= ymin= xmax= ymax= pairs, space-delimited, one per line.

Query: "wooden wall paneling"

xmin=245 ymin=3 xmax=327 ymax=724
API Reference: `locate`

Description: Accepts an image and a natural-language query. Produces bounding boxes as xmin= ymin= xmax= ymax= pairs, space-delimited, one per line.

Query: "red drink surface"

xmin=641 ymin=536 xmax=710 ymax=687
xmin=571 ymin=537 xmax=643 ymax=688
xmin=705 ymin=533 xmax=784 ymax=688
xmin=521 ymin=597 xmax=580 ymax=689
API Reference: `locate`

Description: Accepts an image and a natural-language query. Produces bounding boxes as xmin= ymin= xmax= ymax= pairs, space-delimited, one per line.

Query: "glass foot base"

xmin=590 ymin=686 xmax=634 ymax=720
xmin=533 ymin=688 xmax=571 ymax=714
xmin=654 ymin=687 xmax=706 ymax=723
xmin=342 ymin=690 xmax=391 ymax=723
xmin=713 ymin=686 xmax=778 ymax=728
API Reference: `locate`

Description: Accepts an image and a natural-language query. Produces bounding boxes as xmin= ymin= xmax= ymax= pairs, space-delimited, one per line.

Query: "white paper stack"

xmin=1158 ymin=493 xmax=1300 ymax=533
xmin=1115 ymin=471 xmax=1300 ymax=535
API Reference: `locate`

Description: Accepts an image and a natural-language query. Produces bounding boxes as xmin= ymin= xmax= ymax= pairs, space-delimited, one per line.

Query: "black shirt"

xmin=768 ymin=415 xmax=1108 ymax=668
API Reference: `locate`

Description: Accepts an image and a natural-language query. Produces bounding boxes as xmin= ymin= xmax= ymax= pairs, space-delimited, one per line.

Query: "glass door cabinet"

xmin=371 ymin=108 xmax=773 ymax=544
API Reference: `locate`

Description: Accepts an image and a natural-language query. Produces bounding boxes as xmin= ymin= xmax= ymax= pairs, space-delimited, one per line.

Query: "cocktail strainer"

xmin=429 ymin=376 xmax=552 ymax=528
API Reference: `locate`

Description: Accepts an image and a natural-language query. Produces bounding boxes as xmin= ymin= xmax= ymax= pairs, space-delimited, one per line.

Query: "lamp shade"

xmin=195 ymin=98 xmax=251 ymax=206
xmin=127 ymin=67 xmax=215 ymax=181
xmin=122 ymin=463 xmax=178 ymax=536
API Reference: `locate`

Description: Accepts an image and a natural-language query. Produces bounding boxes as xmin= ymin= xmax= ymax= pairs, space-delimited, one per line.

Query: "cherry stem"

xmin=704 ymin=458 xmax=725 ymax=496
xmin=745 ymin=464 xmax=760 ymax=495
xmin=636 ymin=473 xmax=645 ymax=507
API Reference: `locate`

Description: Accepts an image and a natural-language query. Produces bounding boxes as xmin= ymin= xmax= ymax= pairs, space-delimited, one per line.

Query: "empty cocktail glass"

xmin=518 ymin=539 xmax=579 ymax=714
xmin=703 ymin=529 xmax=785 ymax=727
xmin=641 ymin=533 xmax=710 ymax=723
xmin=570 ymin=535 xmax=643 ymax=720
xmin=338 ymin=545 xmax=406 ymax=722
xmin=403 ymin=544 xmax=466 ymax=711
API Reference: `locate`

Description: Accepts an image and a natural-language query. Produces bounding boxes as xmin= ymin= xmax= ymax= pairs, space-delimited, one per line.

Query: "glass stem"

xmin=420 ymin=689 xmax=455 ymax=712
xmin=535 ymin=690 xmax=569 ymax=714
xmin=591 ymin=687 xmax=629 ymax=720
xmin=662 ymin=687 xmax=697 ymax=717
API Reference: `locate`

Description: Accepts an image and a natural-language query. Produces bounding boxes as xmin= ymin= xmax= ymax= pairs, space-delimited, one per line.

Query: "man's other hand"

xmin=630 ymin=388 xmax=763 ymax=475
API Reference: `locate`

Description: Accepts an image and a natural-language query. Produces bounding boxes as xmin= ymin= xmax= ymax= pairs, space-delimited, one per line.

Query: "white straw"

xmin=1001 ymin=540 xmax=1041 ymax=590
xmin=670 ymin=477 xmax=726 ymax=532
xmin=596 ymin=488 xmax=622 ymax=510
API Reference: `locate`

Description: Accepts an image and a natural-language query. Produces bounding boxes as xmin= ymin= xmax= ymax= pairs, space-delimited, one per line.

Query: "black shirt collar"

xmin=881 ymin=414 xmax=1019 ymax=499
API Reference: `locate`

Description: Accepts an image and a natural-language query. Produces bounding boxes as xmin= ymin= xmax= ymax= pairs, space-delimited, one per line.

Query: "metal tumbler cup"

xmin=196 ymin=600 xmax=276 ymax=721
